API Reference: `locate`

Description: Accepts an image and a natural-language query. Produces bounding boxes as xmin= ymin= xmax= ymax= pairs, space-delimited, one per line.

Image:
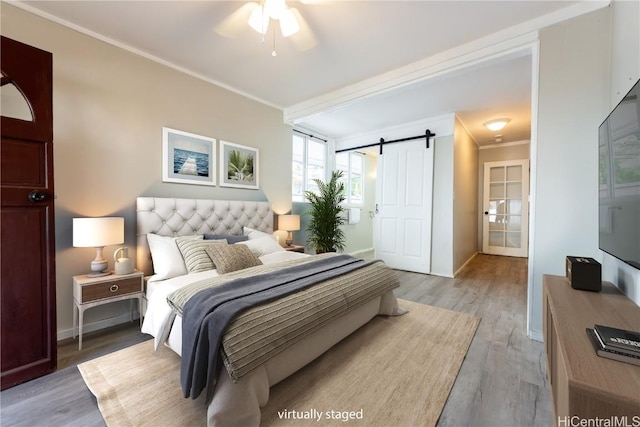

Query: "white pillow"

xmin=146 ymin=234 xmax=202 ymax=281
xmin=243 ymin=226 xmax=277 ymax=241
xmin=237 ymin=235 xmax=285 ymax=257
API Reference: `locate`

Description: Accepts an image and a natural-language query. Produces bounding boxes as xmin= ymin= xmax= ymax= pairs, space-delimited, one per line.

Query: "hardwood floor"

xmin=393 ymin=254 xmax=552 ymax=427
xmin=1 ymin=322 xmax=149 ymax=427
xmin=0 ymin=254 xmax=552 ymax=426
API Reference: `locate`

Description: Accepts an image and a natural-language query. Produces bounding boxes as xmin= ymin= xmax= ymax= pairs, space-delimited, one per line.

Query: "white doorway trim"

xmin=526 ymin=40 xmax=542 ymax=342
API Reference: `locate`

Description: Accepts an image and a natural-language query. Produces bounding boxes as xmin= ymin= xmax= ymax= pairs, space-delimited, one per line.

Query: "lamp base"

xmin=88 ymin=257 xmax=110 ymax=277
xmin=87 ymin=271 xmax=112 ymax=278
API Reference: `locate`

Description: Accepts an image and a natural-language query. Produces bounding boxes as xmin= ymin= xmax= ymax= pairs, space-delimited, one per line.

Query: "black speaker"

xmin=565 ymin=256 xmax=601 ymax=292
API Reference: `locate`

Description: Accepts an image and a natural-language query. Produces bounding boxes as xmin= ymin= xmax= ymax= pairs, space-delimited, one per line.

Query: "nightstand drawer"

xmin=80 ymin=277 xmax=141 ymax=303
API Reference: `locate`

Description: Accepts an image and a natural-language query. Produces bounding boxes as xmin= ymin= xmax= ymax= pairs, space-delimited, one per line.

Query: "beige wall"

xmin=452 ymin=118 xmax=479 ymax=273
xmin=477 ymin=142 xmax=530 ymax=251
xmin=430 ymin=134 xmax=454 ymax=276
xmin=1 ymin=4 xmax=293 ymax=338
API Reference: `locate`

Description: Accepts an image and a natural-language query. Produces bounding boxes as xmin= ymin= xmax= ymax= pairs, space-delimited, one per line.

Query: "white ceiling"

xmin=19 ymin=0 xmax=596 ymax=146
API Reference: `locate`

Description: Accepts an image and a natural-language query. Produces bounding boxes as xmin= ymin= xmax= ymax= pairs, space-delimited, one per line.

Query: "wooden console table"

xmin=543 ymin=274 xmax=640 ymax=424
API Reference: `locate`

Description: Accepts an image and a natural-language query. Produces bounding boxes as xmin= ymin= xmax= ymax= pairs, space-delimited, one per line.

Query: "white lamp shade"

xmin=73 ymin=217 xmax=124 ymax=248
xmin=279 ymin=214 xmax=300 ymax=231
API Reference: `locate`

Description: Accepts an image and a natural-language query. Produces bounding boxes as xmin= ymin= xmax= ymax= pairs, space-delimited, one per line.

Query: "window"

xmin=336 ymin=152 xmax=364 ymax=205
xmin=292 ymin=133 xmax=326 ymax=202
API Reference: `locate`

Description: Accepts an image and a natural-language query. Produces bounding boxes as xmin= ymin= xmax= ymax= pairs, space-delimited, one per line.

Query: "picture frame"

xmin=162 ymin=127 xmax=216 ymax=186
xmin=219 ymin=140 xmax=259 ymax=189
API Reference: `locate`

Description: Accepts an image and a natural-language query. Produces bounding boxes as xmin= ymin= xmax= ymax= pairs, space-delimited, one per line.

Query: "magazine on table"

xmin=594 ymin=324 xmax=640 ymax=356
xmin=586 ymin=328 xmax=640 ymax=367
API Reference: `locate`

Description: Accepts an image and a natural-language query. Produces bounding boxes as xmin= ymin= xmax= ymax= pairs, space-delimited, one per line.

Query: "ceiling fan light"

xmin=265 ymin=0 xmax=286 ymax=20
xmin=484 ymin=118 xmax=510 ymax=131
xmin=248 ymin=6 xmax=269 ymax=34
xmin=279 ymin=8 xmax=300 ymax=37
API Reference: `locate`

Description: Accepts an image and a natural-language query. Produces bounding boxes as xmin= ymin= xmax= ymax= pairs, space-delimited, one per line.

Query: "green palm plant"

xmin=304 ymin=171 xmax=346 ymax=253
xmin=227 ymin=150 xmax=254 ymax=181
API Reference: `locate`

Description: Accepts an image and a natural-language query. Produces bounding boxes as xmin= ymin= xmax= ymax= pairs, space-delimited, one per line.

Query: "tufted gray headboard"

xmin=136 ymin=197 xmax=274 ymax=276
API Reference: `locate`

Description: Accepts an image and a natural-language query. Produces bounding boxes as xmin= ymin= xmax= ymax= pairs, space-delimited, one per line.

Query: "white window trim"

xmin=292 ymin=130 xmax=330 ymax=202
xmin=336 ymin=151 xmax=365 ymax=207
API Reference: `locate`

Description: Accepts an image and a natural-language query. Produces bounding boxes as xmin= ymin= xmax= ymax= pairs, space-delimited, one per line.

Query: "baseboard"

xmin=454 ymin=252 xmax=479 ymax=277
xmin=57 ymin=312 xmax=140 ymax=342
xmin=349 ymin=248 xmax=374 ymax=259
xmin=528 ymin=329 xmax=543 ymax=342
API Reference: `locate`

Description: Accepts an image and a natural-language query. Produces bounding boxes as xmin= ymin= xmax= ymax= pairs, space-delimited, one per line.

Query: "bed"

xmin=137 ymin=197 xmax=403 ymax=426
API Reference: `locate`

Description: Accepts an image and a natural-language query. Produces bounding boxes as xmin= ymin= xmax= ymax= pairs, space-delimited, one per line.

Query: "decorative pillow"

xmin=243 ymin=226 xmax=277 ymax=241
xmin=176 ymin=238 xmax=228 ymax=273
xmin=203 ymin=233 xmax=249 ymax=244
xmin=205 ymin=244 xmax=262 ymax=274
xmin=146 ymin=234 xmax=202 ymax=281
xmin=237 ymin=235 xmax=285 ymax=257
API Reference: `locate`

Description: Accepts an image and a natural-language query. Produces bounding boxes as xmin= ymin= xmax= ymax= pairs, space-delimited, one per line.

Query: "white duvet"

xmin=141 ymin=250 xmax=309 ymax=350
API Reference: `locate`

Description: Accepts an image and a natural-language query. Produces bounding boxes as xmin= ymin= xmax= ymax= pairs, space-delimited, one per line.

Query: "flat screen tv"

xmin=598 ymin=78 xmax=640 ymax=269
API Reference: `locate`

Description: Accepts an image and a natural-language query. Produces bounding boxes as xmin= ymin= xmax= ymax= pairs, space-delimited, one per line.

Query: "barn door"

xmin=1 ymin=36 xmax=57 ymax=389
xmin=374 ymin=140 xmax=433 ymax=274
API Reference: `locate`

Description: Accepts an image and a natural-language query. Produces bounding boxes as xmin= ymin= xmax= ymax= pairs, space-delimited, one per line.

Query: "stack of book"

xmin=586 ymin=324 xmax=640 ymax=366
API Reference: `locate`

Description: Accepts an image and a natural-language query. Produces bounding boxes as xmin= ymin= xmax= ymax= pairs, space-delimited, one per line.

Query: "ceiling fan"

xmin=215 ymin=0 xmax=317 ymax=55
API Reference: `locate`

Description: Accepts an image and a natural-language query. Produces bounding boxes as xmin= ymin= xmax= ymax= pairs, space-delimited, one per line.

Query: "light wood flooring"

xmin=0 ymin=254 xmax=552 ymax=426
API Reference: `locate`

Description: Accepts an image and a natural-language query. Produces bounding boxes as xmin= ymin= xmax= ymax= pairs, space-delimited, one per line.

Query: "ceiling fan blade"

xmin=288 ymin=7 xmax=317 ymax=51
xmin=215 ymin=2 xmax=259 ymax=39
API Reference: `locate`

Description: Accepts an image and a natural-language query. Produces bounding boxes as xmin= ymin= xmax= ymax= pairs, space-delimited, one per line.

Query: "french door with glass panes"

xmin=482 ymin=159 xmax=529 ymax=257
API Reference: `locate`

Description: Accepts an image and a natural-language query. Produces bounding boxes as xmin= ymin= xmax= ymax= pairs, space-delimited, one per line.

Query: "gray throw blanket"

xmin=180 ymin=254 xmax=369 ymax=402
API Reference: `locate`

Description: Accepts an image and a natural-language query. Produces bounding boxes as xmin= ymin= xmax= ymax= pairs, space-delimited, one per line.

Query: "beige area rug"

xmin=78 ymin=299 xmax=480 ymax=427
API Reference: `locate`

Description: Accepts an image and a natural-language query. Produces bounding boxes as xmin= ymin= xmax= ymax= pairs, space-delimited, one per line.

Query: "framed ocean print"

xmin=162 ymin=127 xmax=216 ymax=186
xmin=219 ymin=140 xmax=259 ymax=189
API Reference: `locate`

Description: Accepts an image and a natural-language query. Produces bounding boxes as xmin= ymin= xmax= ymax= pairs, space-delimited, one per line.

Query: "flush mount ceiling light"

xmin=484 ymin=118 xmax=511 ymax=132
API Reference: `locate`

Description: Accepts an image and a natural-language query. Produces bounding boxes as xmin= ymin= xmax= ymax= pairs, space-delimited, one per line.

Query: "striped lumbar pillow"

xmin=176 ymin=238 xmax=228 ymax=272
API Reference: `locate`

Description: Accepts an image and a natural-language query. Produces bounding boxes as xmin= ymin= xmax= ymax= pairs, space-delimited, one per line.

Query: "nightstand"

xmin=284 ymin=245 xmax=305 ymax=253
xmin=72 ymin=270 xmax=144 ymax=350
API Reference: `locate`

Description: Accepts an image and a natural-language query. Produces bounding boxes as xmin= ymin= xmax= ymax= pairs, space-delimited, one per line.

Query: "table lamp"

xmin=73 ymin=217 xmax=124 ymax=277
xmin=278 ymin=214 xmax=300 ymax=247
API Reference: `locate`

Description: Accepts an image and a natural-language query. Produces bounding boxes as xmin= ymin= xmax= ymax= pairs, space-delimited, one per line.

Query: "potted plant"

xmin=304 ymin=171 xmax=347 ymax=253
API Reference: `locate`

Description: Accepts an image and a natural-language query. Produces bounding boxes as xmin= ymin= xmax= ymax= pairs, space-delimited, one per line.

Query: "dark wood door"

xmin=1 ymin=36 xmax=56 ymax=389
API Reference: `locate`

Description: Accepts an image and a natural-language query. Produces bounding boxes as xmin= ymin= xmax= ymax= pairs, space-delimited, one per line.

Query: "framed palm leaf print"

xmin=219 ymin=140 xmax=259 ymax=189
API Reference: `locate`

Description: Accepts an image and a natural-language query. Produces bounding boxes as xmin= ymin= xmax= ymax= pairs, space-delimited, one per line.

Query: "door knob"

xmin=28 ymin=190 xmax=47 ymax=203
xmin=484 ymin=211 xmax=489 ymax=215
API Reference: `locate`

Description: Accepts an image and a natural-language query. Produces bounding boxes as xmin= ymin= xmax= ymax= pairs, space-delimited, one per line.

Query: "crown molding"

xmin=7 ymin=0 xmax=283 ymax=111
xmin=284 ymin=0 xmax=610 ymax=125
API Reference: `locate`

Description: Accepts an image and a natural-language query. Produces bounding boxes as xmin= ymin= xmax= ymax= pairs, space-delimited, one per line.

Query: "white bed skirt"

xmin=166 ymin=291 xmax=400 ymax=426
